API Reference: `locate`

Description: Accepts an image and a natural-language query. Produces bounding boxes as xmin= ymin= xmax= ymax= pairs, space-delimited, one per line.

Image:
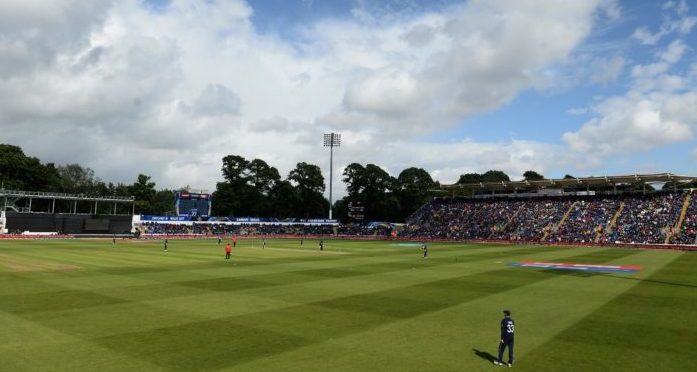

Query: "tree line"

xmin=10 ymin=143 xmax=678 ymax=221
xmin=0 ymin=144 xmax=173 ymax=214
xmin=0 ymin=143 xmax=546 ymax=220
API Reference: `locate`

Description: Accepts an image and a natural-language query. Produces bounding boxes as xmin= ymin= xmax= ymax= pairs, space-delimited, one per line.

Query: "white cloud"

xmin=563 ymin=93 xmax=697 ymax=158
xmin=660 ymin=39 xmax=687 ymax=63
xmin=0 ymin=0 xmax=610 ymax=195
xmin=563 ymin=38 xmax=697 ymax=163
xmin=632 ymin=1 xmax=696 ymax=45
xmin=589 ymin=56 xmax=625 ymax=84
xmin=599 ymin=0 xmax=621 ymax=20
xmin=632 ymin=27 xmax=662 ymax=45
xmin=188 ymin=84 xmax=242 ymax=117
xmin=631 ymin=62 xmax=670 ymax=79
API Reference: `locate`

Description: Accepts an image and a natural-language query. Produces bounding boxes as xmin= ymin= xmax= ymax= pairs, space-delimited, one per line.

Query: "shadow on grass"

xmin=604 ymin=274 xmax=697 ymax=289
xmin=538 ymin=269 xmax=697 ymax=288
xmin=472 ymin=348 xmax=497 ymax=363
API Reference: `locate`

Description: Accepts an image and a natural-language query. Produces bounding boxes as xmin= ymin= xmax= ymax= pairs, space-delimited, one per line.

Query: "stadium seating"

xmin=134 ymin=191 xmax=696 ymax=246
xmin=671 ymin=194 xmax=697 ymax=244
xmin=547 ymin=197 xmax=620 ymax=243
xmin=607 ymin=193 xmax=683 ymax=244
xmin=404 ymin=192 xmax=694 ymax=245
xmin=492 ymin=199 xmax=574 ymax=241
xmin=136 ymin=222 xmax=393 ymax=237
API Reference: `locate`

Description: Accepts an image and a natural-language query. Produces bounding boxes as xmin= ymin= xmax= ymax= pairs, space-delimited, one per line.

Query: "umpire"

xmin=495 ymin=309 xmax=515 ymax=367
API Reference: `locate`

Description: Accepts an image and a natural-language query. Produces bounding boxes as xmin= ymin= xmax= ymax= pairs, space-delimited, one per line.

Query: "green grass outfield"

xmin=0 ymin=239 xmax=695 ymax=371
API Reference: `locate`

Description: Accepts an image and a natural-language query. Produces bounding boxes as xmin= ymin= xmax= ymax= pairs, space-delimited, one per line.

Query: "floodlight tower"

xmin=323 ymin=133 xmax=341 ymax=219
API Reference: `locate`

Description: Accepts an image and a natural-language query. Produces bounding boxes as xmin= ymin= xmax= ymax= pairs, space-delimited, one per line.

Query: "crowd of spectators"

xmin=139 ymin=222 xmax=191 ymax=235
xmin=492 ymin=199 xmax=573 ymax=241
xmin=404 ymin=192 xmax=694 ymax=245
xmin=404 ymin=199 xmax=529 ymax=240
xmin=136 ymin=223 xmax=391 ymax=237
xmin=672 ymin=195 xmax=697 ymax=244
xmin=607 ymin=193 xmax=683 ymax=244
xmin=546 ymin=197 xmax=620 ymax=243
xmin=336 ymin=224 xmax=392 ymax=236
xmin=136 ymin=192 xmax=696 ymax=245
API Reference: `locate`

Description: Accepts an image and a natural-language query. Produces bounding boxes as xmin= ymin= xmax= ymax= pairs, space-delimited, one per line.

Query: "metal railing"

xmin=0 ymin=189 xmax=134 ymax=202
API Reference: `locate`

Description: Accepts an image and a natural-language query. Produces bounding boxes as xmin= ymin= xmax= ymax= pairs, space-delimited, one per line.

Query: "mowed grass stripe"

xmin=1 ymin=240 xmax=687 ymax=372
xmin=9 ymin=242 xmax=553 ymax=299
xmin=127 ymin=245 xmax=628 ymax=321
xmin=235 ymin=249 xmax=671 ymax=372
xmin=1 ymin=244 xmax=568 ymax=331
xmin=244 ymin=246 xmax=639 ymax=306
xmin=0 ymin=243 xmax=633 ymax=319
xmin=0 ymin=243 xmax=548 ymax=336
xmin=88 ymin=249 xmax=642 ymax=370
xmin=166 ymin=245 xmax=556 ymax=294
xmin=516 ymin=251 xmax=697 ymax=372
xmin=0 ymin=310 xmax=166 ymax=372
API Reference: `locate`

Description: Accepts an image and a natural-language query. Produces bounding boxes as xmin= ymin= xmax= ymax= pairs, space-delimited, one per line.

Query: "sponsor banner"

xmin=300 ymin=219 xmax=338 ymax=224
xmin=511 ymin=260 xmax=641 ymax=273
xmin=176 ymin=192 xmax=210 ymax=200
xmin=140 ymin=215 xmax=191 ymax=222
xmin=233 ymin=217 xmax=262 ymax=223
xmin=230 ymin=218 xmax=338 ymax=224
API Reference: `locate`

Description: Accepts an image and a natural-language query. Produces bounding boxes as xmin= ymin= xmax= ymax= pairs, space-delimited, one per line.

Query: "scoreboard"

xmin=348 ymin=201 xmax=365 ymax=221
xmin=175 ymin=192 xmax=212 ymax=217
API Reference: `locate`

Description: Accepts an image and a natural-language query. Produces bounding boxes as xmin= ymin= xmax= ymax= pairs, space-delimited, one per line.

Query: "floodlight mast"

xmin=323 ymin=133 xmax=341 ymax=219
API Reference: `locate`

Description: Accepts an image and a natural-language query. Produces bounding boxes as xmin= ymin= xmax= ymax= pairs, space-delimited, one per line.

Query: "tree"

xmin=269 ymin=180 xmax=301 ymax=218
xmin=221 ymin=155 xmax=250 ymax=185
xmin=342 ymin=163 xmax=366 ymax=197
xmin=247 ymin=159 xmax=280 ymax=195
xmin=523 ymin=170 xmax=545 ymax=181
xmin=212 ymin=182 xmax=238 ymax=216
xmin=363 ymin=164 xmax=394 ymax=196
xmin=332 ymin=197 xmax=350 ymax=222
xmin=130 ymin=174 xmax=157 ymax=214
xmin=341 ymin=163 xmax=398 ymax=221
xmin=237 ymin=159 xmax=281 ymax=216
xmin=215 ymin=155 xmax=287 ymax=217
xmin=457 ymin=173 xmax=483 ymax=184
xmin=563 ymin=174 xmax=575 ymax=179
xmin=216 ymin=155 xmax=253 ymax=216
xmin=396 ymin=167 xmax=436 ymax=220
xmin=481 ymin=170 xmax=511 ymax=182
xmin=0 ymin=144 xmax=61 ymax=191
xmin=288 ymin=162 xmax=328 ymax=218
xmin=288 ymin=162 xmax=325 ymax=194
xmin=57 ymin=164 xmax=99 ymax=194
xmin=151 ymin=190 xmax=175 ymax=215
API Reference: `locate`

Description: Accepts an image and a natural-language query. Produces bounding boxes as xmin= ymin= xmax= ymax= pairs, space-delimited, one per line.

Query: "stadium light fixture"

xmin=323 ymin=133 xmax=341 ymax=219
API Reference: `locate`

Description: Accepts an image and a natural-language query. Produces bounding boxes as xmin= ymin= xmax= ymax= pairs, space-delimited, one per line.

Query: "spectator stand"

xmin=407 ymin=173 xmax=697 ymax=248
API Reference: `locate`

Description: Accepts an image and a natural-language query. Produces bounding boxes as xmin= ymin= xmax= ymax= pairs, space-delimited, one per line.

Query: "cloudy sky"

xmin=2 ymin=0 xmax=697 ymax=197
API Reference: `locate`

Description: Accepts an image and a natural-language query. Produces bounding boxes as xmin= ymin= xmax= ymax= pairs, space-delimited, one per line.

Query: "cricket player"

xmin=421 ymin=241 xmax=428 ymax=258
xmin=319 ymin=239 xmax=324 ymax=251
xmin=495 ymin=310 xmax=515 ymax=367
xmin=163 ymin=238 xmax=169 ymax=252
xmin=225 ymin=243 xmax=232 ymax=260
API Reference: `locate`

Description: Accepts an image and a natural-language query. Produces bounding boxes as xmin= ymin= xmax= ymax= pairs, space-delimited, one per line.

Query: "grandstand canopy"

xmin=0 ymin=189 xmax=135 ymax=215
xmin=440 ymin=173 xmax=697 ymax=192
